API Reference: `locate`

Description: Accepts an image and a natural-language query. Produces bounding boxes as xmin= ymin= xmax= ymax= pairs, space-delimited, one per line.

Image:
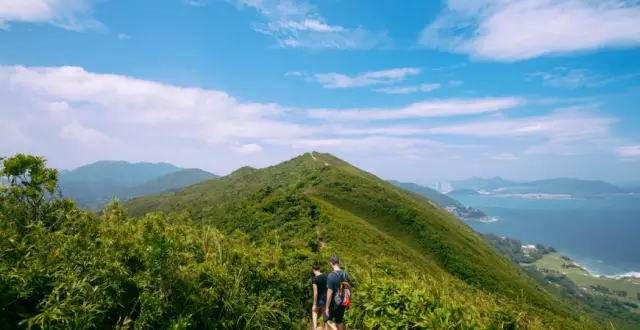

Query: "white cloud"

xmin=527 ymin=67 xmax=638 ymax=88
xmin=275 ymin=135 xmax=456 ymax=158
xmin=616 ymin=145 xmax=640 ymax=160
xmin=420 ymin=0 xmax=640 ymax=61
xmin=428 ymin=107 xmax=624 ymax=157
xmin=184 ymin=0 xmax=209 ymax=6
xmin=0 ymin=0 xmax=105 ymax=32
xmin=117 ymin=33 xmax=131 ymax=40
xmin=1 ymin=65 xmax=638 ymax=181
xmin=429 ymin=107 xmax=615 ymax=139
xmin=314 ymin=68 xmax=422 ymax=88
xmin=2 ymin=65 xmax=312 ymax=147
xmin=231 ymin=0 xmax=388 ymax=49
xmin=285 ymin=71 xmax=303 ymax=76
xmin=491 ymin=153 xmax=520 ymax=161
xmin=307 ymin=97 xmax=526 ymax=121
xmin=431 ymin=63 xmax=468 ymax=72
xmin=375 ymin=83 xmax=441 ymax=94
xmin=231 ymin=143 xmax=262 ymax=154
xmin=448 ymin=80 xmax=463 ymax=87
xmin=60 ymin=121 xmax=110 ymax=145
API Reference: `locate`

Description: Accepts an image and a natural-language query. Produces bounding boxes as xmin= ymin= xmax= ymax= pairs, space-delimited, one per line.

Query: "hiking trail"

xmin=315 ymin=225 xmax=325 ymax=251
xmin=310 ymin=152 xmax=329 ymax=166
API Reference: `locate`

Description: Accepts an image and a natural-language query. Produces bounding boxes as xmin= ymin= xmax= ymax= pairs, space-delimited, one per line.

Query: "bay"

xmin=456 ymin=194 xmax=640 ymax=277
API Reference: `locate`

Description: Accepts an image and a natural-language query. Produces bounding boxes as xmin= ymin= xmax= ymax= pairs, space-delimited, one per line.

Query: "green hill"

xmin=119 ymin=168 xmax=218 ymax=199
xmin=0 ymin=152 xmax=614 ymax=329
xmin=124 ymin=151 xmax=599 ymax=328
xmin=58 ymin=160 xmax=183 ymax=208
xmin=57 ymin=161 xmax=218 ymax=209
xmin=60 ymin=160 xmax=182 ymax=186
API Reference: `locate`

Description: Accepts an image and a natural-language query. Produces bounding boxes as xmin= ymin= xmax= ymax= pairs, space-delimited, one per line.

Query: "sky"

xmin=1 ymin=0 xmax=639 ymax=183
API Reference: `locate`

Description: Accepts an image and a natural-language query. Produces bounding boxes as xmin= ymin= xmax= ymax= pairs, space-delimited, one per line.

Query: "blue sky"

xmin=1 ymin=0 xmax=639 ymax=183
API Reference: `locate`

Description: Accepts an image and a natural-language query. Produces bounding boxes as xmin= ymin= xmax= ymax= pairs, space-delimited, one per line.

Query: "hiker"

xmin=312 ymin=265 xmax=328 ymax=330
xmin=323 ymin=256 xmax=352 ymax=330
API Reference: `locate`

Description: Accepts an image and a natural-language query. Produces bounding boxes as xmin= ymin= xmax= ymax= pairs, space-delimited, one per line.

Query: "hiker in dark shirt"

xmin=324 ymin=256 xmax=351 ymax=330
xmin=312 ymin=265 xmax=328 ymax=330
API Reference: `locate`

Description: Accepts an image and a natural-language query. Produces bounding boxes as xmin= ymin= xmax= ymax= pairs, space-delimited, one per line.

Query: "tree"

xmin=1 ymin=154 xmax=61 ymax=232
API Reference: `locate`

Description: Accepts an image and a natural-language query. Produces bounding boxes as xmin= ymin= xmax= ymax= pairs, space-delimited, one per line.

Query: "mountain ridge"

xmin=124 ymin=151 xmax=598 ymax=327
xmin=57 ymin=161 xmax=218 ymax=209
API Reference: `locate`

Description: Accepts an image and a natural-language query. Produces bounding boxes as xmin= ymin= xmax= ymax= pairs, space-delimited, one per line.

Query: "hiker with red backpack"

xmin=323 ymin=256 xmax=352 ymax=330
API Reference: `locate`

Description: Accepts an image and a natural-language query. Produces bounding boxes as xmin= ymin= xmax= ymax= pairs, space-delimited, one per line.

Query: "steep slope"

xmin=125 ymin=152 xmax=597 ymax=328
xmin=119 ymin=168 xmax=218 ymax=199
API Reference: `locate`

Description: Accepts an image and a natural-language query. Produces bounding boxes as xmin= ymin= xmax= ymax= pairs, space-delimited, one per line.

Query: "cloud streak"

xmin=375 ymin=83 xmax=441 ymax=94
xmin=231 ymin=0 xmax=388 ymax=49
xmin=616 ymin=145 xmax=640 ymax=160
xmin=420 ymin=0 xmax=640 ymax=61
xmin=313 ymin=68 xmax=422 ymax=88
xmin=527 ymin=67 xmax=639 ymax=89
xmin=307 ymin=97 xmax=526 ymax=120
xmin=0 ymin=0 xmax=105 ymax=32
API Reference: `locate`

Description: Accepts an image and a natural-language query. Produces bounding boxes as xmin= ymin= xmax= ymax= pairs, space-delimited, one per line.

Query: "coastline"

xmin=531 ymin=250 xmax=640 ymax=280
xmin=462 ymin=216 xmax=497 ymax=223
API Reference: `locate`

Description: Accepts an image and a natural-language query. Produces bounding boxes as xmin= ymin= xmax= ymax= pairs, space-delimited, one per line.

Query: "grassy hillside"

xmin=1 ymin=152 xmax=610 ymax=329
xmin=125 ymin=151 xmax=601 ymax=328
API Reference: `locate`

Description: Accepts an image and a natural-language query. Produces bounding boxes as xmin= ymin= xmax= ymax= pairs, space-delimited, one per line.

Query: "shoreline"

xmin=463 ymin=216 xmax=498 ymax=223
xmin=535 ymin=250 xmax=640 ymax=280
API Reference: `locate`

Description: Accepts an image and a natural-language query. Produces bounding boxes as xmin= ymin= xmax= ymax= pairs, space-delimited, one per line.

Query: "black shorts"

xmin=329 ymin=305 xmax=346 ymax=324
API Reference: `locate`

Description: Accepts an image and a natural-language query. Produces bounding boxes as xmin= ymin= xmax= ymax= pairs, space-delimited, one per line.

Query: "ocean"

xmin=455 ymin=194 xmax=640 ymax=278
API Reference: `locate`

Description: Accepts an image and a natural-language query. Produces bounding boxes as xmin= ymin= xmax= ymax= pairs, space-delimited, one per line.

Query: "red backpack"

xmin=333 ymin=270 xmax=352 ymax=308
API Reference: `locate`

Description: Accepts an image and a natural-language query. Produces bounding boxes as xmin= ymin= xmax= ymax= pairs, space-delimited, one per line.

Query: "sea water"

xmin=456 ymin=194 xmax=640 ymax=278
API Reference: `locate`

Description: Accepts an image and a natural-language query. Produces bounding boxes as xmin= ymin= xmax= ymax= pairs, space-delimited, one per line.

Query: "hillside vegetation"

xmin=484 ymin=235 xmax=640 ymax=328
xmin=1 ymin=152 xmax=607 ymax=329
